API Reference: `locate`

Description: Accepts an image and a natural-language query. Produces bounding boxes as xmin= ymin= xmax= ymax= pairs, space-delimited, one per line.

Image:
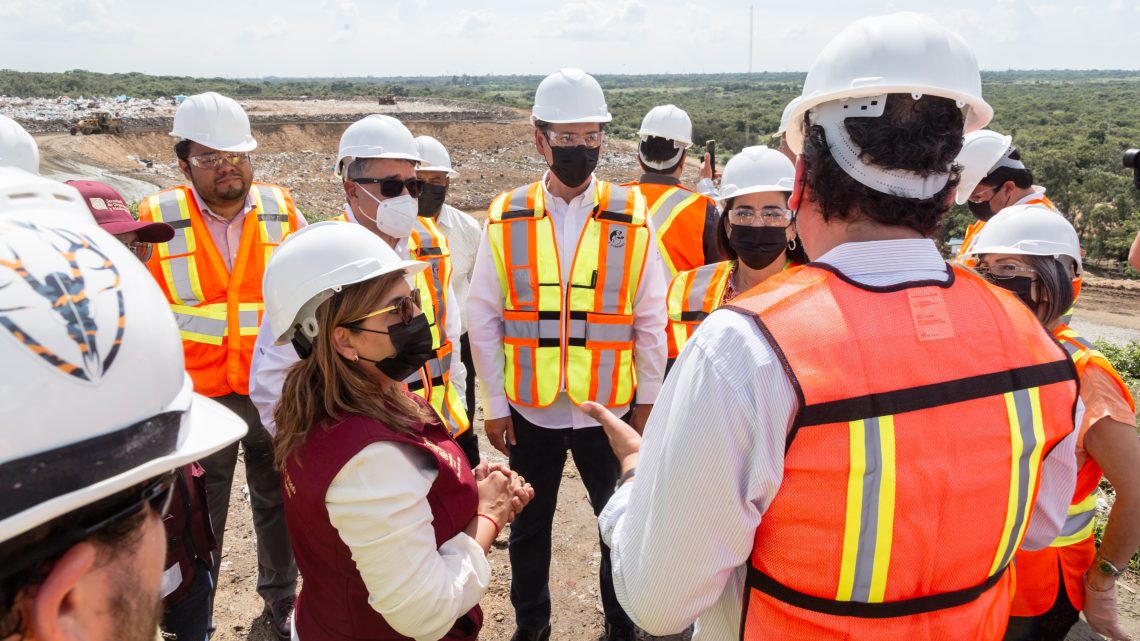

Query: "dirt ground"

xmin=31 ymin=104 xmax=1140 ymax=641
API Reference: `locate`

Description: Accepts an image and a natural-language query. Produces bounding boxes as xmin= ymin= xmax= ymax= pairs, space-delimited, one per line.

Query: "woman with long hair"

xmin=968 ymin=205 xmax=1140 ymax=641
xmin=264 ymin=222 xmax=533 ymax=641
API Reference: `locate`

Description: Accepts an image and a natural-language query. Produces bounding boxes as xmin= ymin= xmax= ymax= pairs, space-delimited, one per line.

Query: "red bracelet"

xmin=477 ymin=513 xmax=501 ymax=539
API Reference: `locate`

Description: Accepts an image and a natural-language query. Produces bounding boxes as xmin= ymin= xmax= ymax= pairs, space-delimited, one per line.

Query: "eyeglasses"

xmin=352 ymin=177 xmax=424 ymax=198
xmin=124 ymin=240 xmax=154 ymax=262
xmin=968 ymin=184 xmax=1001 ymax=204
xmin=188 ymin=152 xmax=251 ymax=170
xmin=727 ymin=207 xmax=794 ymax=228
xmin=544 ymin=130 xmax=604 ymax=149
xmin=978 ymin=263 xmax=1038 ymax=280
xmin=342 ymin=289 xmax=422 ymax=328
xmin=0 ymin=471 xmax=177 ymax=582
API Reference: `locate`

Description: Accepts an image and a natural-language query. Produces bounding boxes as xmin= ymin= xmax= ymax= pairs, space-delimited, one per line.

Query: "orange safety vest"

xmin=625 ymin=180 xmax=715 ymax=278
xmin=665 ymin=258 xmax=800 ymax=359
xmin=485 ymin=180 xmax=650 ymax=408
xmin=727 ymin=264 xmax=1078 ymax=640
xmin=140 ymin=183 xmax=301 ymax=397
xmin=1010 ymin=325 xmax=1135 ymax=617
xmin=328 ymin=211 xmax=469 ymax=437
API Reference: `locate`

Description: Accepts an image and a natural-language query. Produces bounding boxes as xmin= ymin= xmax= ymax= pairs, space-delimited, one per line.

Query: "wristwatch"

xmin=1095 ymin=553 xmax=1126 ymax=578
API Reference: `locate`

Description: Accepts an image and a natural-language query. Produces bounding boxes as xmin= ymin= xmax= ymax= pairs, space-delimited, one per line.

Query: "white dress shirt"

xmin=466 ymin=173 xmax=668 ymax=429
xmin=1013 ymin=185 xmax=1049 ymax=207
xmin=291 ymin=441 xmax=491 ymax=641
xmin=598 ymin=238 xmax=1081 ymax=639
xmin=250 ymin=205 xmax=465 ymax=435
xmin=434 ymin=204 xmax=482 ymax=335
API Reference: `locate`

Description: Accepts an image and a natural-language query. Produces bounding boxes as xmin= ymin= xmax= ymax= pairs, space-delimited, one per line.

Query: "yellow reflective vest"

xmin=486 ymin=180 xmax=650 ymax=408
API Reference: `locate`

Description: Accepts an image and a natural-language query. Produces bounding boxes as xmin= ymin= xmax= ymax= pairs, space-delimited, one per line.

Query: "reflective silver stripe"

xmin=1067 ymin=332 xmax=1095 ymax=351
xmin=155 ymin=191 xmax=199 ymax=306
xmin=650 ymin=187 xmax=693 ymax=231
xmin=850 ymin=416 xmax=886 ymax=603
xmin=1060 ymin=340 xmax=1081 ymax=357
xmin=515 ymin=345 xmax=535 ymax=405
xmin=1060 ymin=506 xmax=1096 ymax=538
xmin=607 ymin=184 xmax=634 ymax=217
xmin=173 ymin=311 xmax=227 ymax=339
xmin=254 ymin=185 xmax=287 ymax=244
xmin=508 ymin=185 xmax=530 ymax=213
xmin=598 ymin=221 xmax=630 ymax=313
xmin=587 ymin=322 xmax=633 ymax=343
xmin=507 ymin=219 xmax=534 ymax=306
xmin=594 ymin=348 xmax=616 ymax=405
xmin=685 ymin=264 xmax=721 ymax=313
xmin=997 ymin=388 xmax=1040 ymax=571
xmin=239 ymin=309 xmax=261 ymax=329
xmin=505 ymin=318 xmax=560 ymax=340
xmin=567 ymin=317 xmax=587 ymax=341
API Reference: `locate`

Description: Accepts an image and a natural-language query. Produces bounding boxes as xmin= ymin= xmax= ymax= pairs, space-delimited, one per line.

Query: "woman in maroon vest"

xmin=265 ymin=222 xmax=533 ymax=641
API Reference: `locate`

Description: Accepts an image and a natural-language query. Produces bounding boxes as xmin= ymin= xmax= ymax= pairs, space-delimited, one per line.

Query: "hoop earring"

xmin=788 ymin=236 xmax=799 ymax=251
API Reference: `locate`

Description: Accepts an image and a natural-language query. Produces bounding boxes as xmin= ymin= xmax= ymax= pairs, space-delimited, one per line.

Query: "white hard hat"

xmin=954 ymin=130 xmax=1016 ymax=205
xmin=718 ymin=145 xmax=797 ymax=203
xmin=263 ymin=220 xmax=429 ymax=346
xmin=0 ymin=167 xmax=245 ymax=544
xmin=785 ymin=12 xmax=992 ymax=157
xmin=965 ymin=204 xmax=1082 ymax=272
xmin=336 ymin=115 xmax=423 ymax=177
xmin=532 ymin=68 xmax=612 ymax=124
xmin=414 ymin=135 xmax=459 ymax=178
xmin=774 ymin=96 xmax=802 ymax=137
xmin=638 ymin=104 xmax=693 ymax=147
xmin=0 ymin=115 xmax=39 ymax=174
xmin=170 ymin=92 xmax=257 ymax=153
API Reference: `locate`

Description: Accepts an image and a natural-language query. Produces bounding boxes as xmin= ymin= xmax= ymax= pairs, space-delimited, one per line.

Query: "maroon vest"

xmin=162 ymin=462 xmax=215 ymax=606
xmin=282 ymin=398 xmax=482 ymax=641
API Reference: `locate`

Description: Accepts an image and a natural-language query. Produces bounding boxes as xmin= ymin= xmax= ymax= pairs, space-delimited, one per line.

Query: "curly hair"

xmin=801 ymin=94 xmax=966 ymax=237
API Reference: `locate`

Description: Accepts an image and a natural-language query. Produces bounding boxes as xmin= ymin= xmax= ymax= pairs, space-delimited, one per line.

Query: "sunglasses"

xmin=352 ymin=177 xmax=424 ymax=199
xmin=188 ymin=152 xmax=250 ymax=170
xmin=124 ymin=240 xmax=154 ymax=262
xmin=342 ymin=289 xmax=422 ymax=328
xmin=0 ymin=471 xmax=177 ymax=582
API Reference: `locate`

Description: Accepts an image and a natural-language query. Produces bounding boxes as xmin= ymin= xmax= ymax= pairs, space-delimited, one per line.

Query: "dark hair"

xmin=175 ymin=139 xmax=192 ymax=163
xmin=0 ymin=480 xmax=152 ymax=637
xmin=801 ymin=93 xmax=965 ymax=237
xmin=715 ymin=196 xmax=808 ymax=264
xmin=637 ymin=136 xmax=684 ymax=175
xmin=979 ymin=148 xmax=1034 ymax=190
xmin=1026 ymin=254 xmax=1076 ymax=327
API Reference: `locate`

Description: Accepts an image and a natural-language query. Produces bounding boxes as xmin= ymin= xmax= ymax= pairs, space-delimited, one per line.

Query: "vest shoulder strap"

xmin=596 ymin=181 xmax=647 ymax=227
xmin=489 ymin=182 xmax=542 ymax=223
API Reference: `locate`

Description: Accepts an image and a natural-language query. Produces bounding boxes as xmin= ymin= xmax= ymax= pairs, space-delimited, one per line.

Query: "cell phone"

xmin=706 ymin=140 xmax=716 ymax=176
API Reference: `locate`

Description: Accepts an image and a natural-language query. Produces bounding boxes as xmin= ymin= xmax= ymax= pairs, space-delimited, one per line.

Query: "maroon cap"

xmin=66 ymin=180 xmax=175 ymax=243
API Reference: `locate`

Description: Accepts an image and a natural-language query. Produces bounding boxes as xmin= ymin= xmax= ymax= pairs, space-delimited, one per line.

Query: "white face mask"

xmin=357 ymin=190 xmax=418 ymax=239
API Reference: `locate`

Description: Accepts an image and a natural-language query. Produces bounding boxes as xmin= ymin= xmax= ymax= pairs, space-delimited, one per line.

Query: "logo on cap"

xmin=0 ymin=220 xmax=125 ymax=382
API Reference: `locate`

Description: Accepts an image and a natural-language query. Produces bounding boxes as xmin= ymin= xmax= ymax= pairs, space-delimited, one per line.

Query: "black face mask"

xmin=548 ymin=145 xmax=599 ymax=188
xmin=989 ymin=275 xmax=1038 ymax=312
xmin=358 ymin=314 xmax=436 ymax=381
xmin=418 ymin=183 xmax=447 ymax=218
xmin=967 ymin=198 xmax=997 ymax=222
xmin=729 ymin=224 xmax=787 ymax=270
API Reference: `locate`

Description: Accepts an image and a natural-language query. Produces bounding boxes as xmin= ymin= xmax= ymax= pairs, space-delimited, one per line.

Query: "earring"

xmin=351 ymin=353 xmax=360 ymax=362
xmin=788 ymin=236 xmax=799 ymax=251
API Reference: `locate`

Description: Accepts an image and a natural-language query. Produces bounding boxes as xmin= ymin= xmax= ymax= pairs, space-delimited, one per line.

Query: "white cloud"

xmin=440 ymin=9 xmax=496 ymax=36
xmin=539 ymin=0 xmax=649 ymax=42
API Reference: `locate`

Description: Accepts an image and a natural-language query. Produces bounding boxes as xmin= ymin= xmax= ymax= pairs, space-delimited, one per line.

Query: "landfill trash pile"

xmin=0 ymin=95 xmax=515 ymax=134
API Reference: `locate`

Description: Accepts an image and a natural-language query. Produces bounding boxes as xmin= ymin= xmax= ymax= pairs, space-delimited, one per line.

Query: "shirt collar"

xmin=637 ymin=173 xmax=681 ymax=186
xmin=814 ymin=238 xmax=949 ymax=283
xmin=1013 ymin=185 xmax=1047 ymax=206
xmin=192 ymin=187 xmax=255 ymax=224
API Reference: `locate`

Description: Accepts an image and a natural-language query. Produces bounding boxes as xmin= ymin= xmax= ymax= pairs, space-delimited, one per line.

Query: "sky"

xmin=2 ymin=0 xmax=1139 ymax=77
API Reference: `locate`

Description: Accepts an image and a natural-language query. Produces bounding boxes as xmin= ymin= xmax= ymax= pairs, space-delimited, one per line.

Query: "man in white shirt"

xmin=587 ymin=13 xmax=1081 ymax=641
xmin=250 ymin=115 xmax=465 ymax=444
xmin=414 ymin=134 xmax=484 ymax=464
xmin=467 ymin=69 xmax=667 ymax=641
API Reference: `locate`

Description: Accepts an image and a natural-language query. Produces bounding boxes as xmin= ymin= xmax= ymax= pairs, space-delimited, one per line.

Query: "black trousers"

xmin=201 ymin=394 xmax=298 ymax=610
xmin=457 ymin=332 xmax=480 ymax=467
xmin=506 ymin=407 xmax=633 ymax=632
xmin=1002 ymin=565 xmax=1080 ymax=641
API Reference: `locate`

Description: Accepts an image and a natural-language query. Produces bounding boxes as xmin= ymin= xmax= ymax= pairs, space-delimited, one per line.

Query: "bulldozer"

xmin=70 ymin=112 xmax=124 ymax=135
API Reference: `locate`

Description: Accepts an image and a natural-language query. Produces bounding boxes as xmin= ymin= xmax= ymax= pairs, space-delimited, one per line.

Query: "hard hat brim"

xmin=717 ymin=183 xmax=795 ymax=204
xmin=170 ymin=133 xmax=258 ymax=154
xmin=530 ymin=113 xmax=613 ymax=125
xmin=416 ymin=164 xmax=459 ymax=178
xmin=270 ymin=258 xmax=431 ymax=346
xmin=954 ymin=134 xmax=1013 ymax=205
xmin=0 ymin=378 xmax=246 ymax=544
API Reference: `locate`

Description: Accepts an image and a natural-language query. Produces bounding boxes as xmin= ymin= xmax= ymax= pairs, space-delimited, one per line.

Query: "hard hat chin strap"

xmin=812 ymin=96 xmax=950 ymax=200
